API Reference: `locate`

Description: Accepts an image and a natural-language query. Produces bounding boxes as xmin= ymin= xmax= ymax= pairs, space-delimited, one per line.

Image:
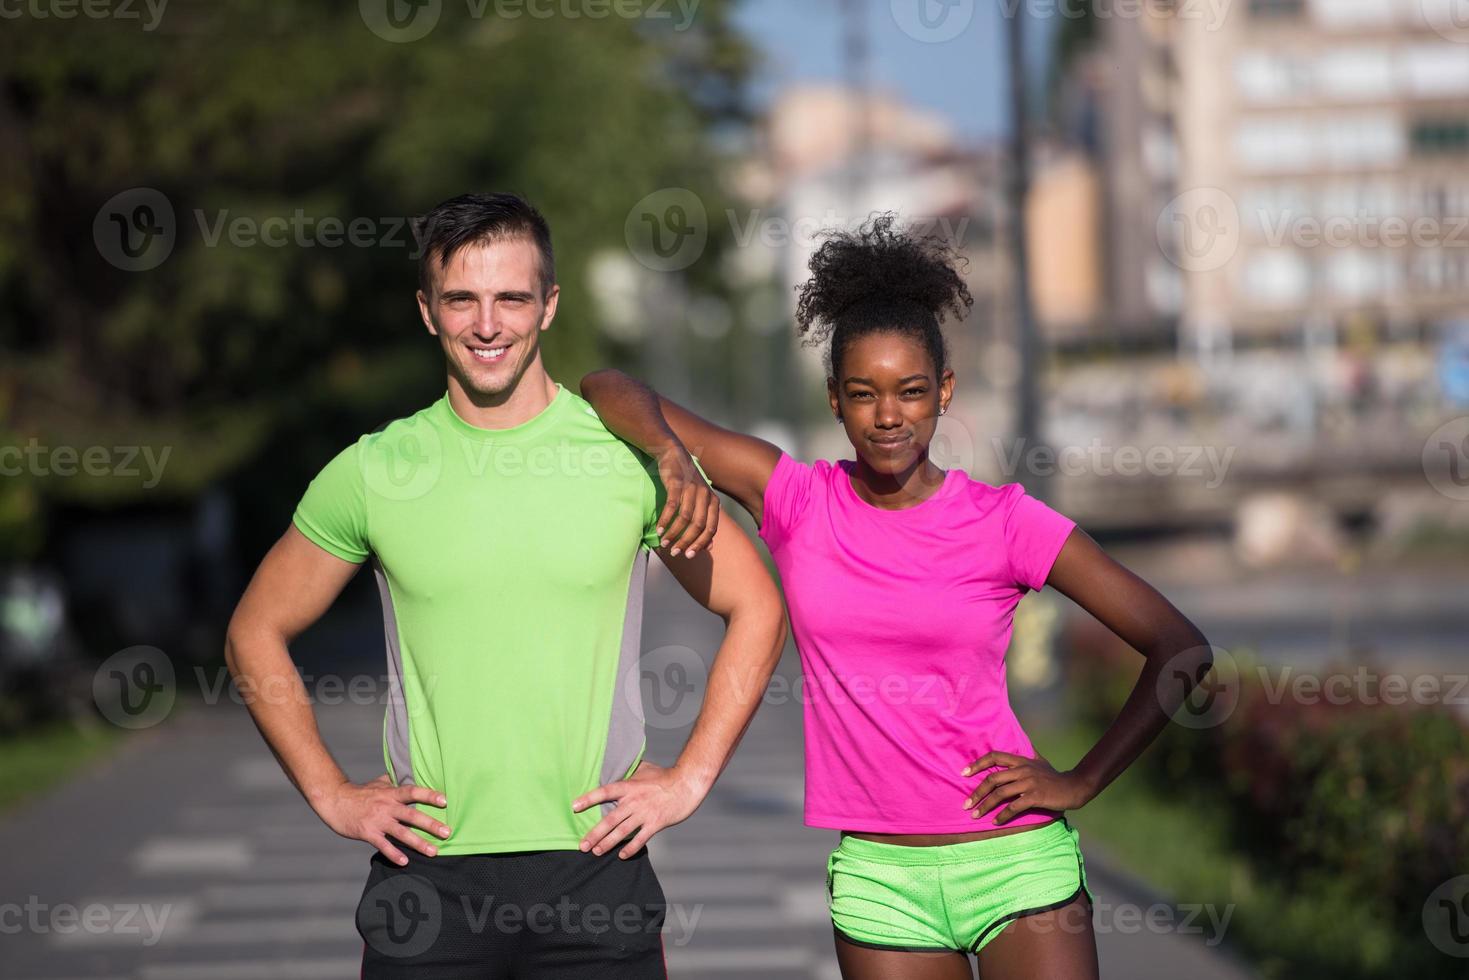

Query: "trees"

xmin=0 ymin=0 xmax=751 ymax=556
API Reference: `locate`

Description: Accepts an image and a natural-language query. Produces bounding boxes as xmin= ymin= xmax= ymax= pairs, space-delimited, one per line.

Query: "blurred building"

xmin=1054 ymin=0 xmax=1469 ymax=349
xmin=1025 ymin=144 xmax=1106 ymax=336
xmin=1046 ymin=2 xmax=1184 ymax=342
xmin=1030 ymin=0 xmax=1469 ymax=531
xmin=732 ymin=85 xmax=1019 ymax=464
xmin=1174 ymin=0 xmax=1469 ymax=348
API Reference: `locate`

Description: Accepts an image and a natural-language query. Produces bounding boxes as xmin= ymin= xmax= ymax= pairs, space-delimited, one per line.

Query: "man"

xmin=224 ymin=192 xmax=786 ymax=978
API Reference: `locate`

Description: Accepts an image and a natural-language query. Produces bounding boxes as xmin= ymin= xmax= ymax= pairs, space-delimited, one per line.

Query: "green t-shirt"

xmin=292 ymin=383 xmax=676 ymax=854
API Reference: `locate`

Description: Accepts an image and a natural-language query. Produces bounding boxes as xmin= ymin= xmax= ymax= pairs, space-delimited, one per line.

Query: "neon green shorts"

xmin=826 ymin=818 xmax=1094 ymax=956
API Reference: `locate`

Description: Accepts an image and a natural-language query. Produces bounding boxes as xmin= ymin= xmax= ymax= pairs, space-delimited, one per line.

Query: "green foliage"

xmin=0 ymin=719 xmax=120 ymax=813
xmin=1062 ymin=629 xmax=1469 ymax=979
xmin=0 ymin=0 xmax=752 ymax=555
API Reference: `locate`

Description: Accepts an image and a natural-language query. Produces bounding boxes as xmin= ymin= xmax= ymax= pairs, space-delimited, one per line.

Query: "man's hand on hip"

xmin=315 ymin=774 xmax=453 ymax=866
xmin=571 ymin=760 xmax=707 ymax=860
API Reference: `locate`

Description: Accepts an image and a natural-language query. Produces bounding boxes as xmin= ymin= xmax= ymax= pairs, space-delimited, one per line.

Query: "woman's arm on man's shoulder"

xmin=579 ymin=369 xmax=783 ymax=536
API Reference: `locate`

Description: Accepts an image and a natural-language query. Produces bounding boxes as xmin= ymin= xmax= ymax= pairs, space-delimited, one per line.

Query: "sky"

xmin=732 ymin=0 xmax=1062 ymax=144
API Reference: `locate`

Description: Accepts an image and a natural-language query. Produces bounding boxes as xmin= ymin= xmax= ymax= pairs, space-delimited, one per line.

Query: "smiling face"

xmin=828 ymin=331 xmax=955 ymax=477
xmin=416 ymin=236 xmax=558 ymax=402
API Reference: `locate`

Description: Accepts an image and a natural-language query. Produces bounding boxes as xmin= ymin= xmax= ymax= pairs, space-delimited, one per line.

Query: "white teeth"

xmin=471 ymin=346 xmax=508 ymax=360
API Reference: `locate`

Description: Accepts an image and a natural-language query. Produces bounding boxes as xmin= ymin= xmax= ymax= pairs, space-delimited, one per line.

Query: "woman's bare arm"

xmin=580 ymin=369 xmax=783 ymax=532
xmin=964 ymin=528 xmax=1214 ymax=821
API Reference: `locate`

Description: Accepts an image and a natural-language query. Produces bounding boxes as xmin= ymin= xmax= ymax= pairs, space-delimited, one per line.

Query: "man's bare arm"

xmin=654 ymin=511 xmax=788 ymax=799
xmin=571 ymin=512 xmax=787 ymax=858
xmin=225 ymin=526 xmax=452 ymax=865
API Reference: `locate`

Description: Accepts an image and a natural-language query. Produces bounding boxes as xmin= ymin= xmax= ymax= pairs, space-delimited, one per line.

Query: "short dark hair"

xmin=413 ymin=192 xmax=556 ymax=298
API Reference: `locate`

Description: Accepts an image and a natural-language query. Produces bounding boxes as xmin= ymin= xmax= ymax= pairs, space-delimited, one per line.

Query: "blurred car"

xmin=0 ymin=565 xmax=89 ymax=732
xmin=1438 ymin=318 xmax=1469 ymax=409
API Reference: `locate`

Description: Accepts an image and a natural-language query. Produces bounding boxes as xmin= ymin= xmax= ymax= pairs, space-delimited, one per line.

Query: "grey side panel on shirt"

xmin=373 ymin=558 xmax=416 ymax=787
xmin=600 ymin=548 xmax=651 ymax=814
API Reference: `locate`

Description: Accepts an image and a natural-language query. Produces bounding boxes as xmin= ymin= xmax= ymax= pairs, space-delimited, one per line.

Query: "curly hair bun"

xmin=794 ymin=213 xmax=973 ymax=375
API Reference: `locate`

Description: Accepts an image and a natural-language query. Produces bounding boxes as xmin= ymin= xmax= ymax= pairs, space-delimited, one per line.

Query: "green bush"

xmin=1060 ymin=615 xmax=1469 ymax=978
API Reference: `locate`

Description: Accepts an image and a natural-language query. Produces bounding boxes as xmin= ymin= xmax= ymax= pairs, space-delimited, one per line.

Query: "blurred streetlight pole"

xmin=1005 ymin=0 xmax=1047 ymax=497
xmin=841 ymin=0 xmax=870 ymax=207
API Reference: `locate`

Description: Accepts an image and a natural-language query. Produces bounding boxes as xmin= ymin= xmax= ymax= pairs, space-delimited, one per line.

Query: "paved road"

xmin=0 ymin=561 xmax=1260 ymax=979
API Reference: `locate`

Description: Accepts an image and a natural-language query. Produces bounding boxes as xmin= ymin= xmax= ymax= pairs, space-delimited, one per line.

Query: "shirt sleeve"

xmin=1001 ymin=482 xmax=1077 ymax=593
xmin=758 ymin=452 xmax=817 ymax=553
xmin=639 ymin=453 xmax=714 ymax=550
xmin=291 ymin=441 xmax=370 ymax=563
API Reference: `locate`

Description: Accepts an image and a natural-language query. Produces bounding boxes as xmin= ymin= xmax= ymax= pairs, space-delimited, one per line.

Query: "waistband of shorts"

xmin=834 ymin=817 xmax=1073 ymax=866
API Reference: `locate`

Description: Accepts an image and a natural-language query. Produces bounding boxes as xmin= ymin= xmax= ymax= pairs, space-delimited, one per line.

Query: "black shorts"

xmin=355 ymin=846 xmax=668 ymax=979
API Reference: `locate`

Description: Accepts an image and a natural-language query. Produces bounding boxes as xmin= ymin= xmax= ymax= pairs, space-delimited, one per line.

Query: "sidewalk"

xmin=0 ymin=567 xmax=1262 ymax=979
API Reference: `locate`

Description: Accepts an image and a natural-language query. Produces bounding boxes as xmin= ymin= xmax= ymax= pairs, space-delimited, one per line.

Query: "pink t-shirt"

xmin=758 ymin=454 xmax=1078 ymax=834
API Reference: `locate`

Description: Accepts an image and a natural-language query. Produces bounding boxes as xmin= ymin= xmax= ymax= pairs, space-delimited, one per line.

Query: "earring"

xmin=940 ymin=407 xmax=947 ymax=415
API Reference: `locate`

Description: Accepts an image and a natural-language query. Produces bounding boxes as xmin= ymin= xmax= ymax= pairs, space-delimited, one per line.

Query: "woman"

xmin=579 ymin=215 xmax=1214 ymax=980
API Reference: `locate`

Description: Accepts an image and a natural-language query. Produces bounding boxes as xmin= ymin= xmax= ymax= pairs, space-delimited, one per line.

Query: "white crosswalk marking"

xmin=665 ymin=946 xmax=817 ymax=972
xmin=228 ymin=757 xmax=295 ymax=790
xmin=3 ymin=576 xmax=1266 ymax=980
xmin=147 ymin=915 xmax=348 ymax=945
xmin=44 ymin=897 xmax=198 ymax=949
xmin=238 ymin=853 xmax=366 ymax=878
xmin=139 ymin=958 xmax=363 ymax=980
xmin=202 ymin=881 xmax=365 ymax=909
xmin=132 ymin=838 xmax=252 ymax=874
xmin=18 ymin=672 xmax=841 ymax=977
xmin=656 ymin=872 xmax=783 ymax=897
xmin=654 ymin=841 xmax=832 ymax=869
